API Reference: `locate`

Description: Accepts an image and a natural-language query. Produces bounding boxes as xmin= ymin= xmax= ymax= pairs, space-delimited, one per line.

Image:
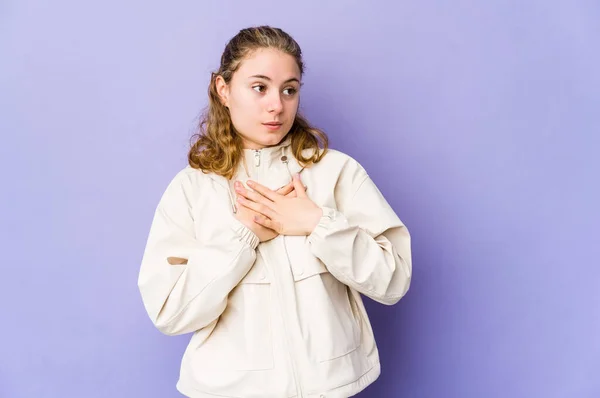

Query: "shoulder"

xmin=158 ymin=166 xmax=212 ymax=208
xmin=309 ymin=147 xmax=370 ymax=184
xmin=164 ymin=165 xmax=210 ymax=189
xmin=302 ymin=147 xmax=366 ymax=170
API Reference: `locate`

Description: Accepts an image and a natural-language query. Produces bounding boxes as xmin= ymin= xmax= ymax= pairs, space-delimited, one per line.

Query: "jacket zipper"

xmin=254 ymin=148 xmax=304 ymax=398
xmin=281 ymin=237 xmax=304 ymax=398
xmin=254 ymin=149 xmax=261 ymax=167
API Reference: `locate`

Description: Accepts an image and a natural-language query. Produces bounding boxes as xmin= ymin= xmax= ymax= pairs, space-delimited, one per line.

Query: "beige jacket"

xmin=138 ymin=136 xmax=412 ymax=398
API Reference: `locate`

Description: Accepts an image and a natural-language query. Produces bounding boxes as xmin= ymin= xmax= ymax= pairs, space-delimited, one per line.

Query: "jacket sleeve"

xmin=137 ymin=170 xmax=259 ymax=336
xmin=307 ymin=162 xmax=412 ymax=305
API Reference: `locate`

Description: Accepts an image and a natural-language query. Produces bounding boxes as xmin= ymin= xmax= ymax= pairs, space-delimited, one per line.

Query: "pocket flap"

xmin=239 ymin=254 xmax=270 ymax=284
xmin=284 ymin=236 xmax=328 ymax=282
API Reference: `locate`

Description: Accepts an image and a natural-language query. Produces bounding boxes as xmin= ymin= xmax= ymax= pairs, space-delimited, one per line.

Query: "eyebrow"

xmin=249 ymin=75 xmax=300 ymax=84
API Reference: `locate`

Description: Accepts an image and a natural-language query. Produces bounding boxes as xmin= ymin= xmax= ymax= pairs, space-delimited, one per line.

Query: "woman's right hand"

xmin=234 ymin=181 xmax=295 ymax=242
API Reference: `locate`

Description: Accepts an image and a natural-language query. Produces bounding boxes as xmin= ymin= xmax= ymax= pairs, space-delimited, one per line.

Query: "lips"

xmin=263 ymin=122 xmax=283 ymax=126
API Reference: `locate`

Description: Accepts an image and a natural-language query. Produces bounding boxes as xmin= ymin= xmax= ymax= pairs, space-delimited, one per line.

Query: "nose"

xmin=267 ymin=92 xmax=283 ymax=114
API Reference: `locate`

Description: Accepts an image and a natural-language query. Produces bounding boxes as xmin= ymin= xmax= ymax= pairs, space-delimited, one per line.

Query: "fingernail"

xmin=247 ymin=180 xmax=254 ymax=186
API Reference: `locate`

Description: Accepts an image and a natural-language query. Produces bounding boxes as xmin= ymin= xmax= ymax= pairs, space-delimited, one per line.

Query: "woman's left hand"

xmin=234 ymin=174 xmax=323 ymax=236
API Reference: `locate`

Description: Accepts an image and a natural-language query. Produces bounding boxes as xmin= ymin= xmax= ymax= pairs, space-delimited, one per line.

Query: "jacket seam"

xmin=349 ymin=173 xmax=370 ymax=202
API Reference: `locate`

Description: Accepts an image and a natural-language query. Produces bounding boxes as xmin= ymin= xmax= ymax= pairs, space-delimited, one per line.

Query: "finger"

xmin=235 ymin=181 xmax=275 ymax=209
xmin=279 ymin=182 xmax=306 ymax=195
xmin=254 ymin=214 xmax=282 ymax=234
xmin=276 ymin=182 xmax=294 ymax=196
xmin=292 ymin=174 xmax=307 ymax=198
xmin=237 ymin=196 xmax=276 ymax=219
xmin=285 ymin=190 xmax=297 ymax=198
xmin=246 ymin=180 xmax=279 ymax=202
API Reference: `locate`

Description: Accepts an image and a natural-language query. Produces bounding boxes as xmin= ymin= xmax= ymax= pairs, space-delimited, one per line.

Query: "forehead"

xmin=234 ymin=48 xmax=301 ymax=81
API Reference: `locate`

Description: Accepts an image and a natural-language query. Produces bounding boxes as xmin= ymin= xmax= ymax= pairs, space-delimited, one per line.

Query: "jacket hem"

xmin=312 ymin=361 xmax=381 ymax=398
xmin=175 ymin=361 xmax=381 ymax=398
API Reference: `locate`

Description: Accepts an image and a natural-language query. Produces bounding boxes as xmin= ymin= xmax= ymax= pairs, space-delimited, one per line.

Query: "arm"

xmin=307 ymin=165 xmax=412 ymax=305
xmin=137 ymin=171 xmax=259 ymax=336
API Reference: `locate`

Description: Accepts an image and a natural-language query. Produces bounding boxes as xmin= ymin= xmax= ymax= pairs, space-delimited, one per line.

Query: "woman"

xmin=138 ymin=25 xmax=412 ymax=398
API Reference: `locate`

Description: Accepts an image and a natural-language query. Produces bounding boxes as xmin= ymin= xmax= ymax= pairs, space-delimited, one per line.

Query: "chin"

xmin=239 ymin=129 xmax=290 ymax=149
xmin=260 ymin=132 xmax=288 ymax=146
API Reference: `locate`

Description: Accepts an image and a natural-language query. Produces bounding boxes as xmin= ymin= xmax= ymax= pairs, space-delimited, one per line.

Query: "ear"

xmin=215 ymin=75 xmax=230 ymax=108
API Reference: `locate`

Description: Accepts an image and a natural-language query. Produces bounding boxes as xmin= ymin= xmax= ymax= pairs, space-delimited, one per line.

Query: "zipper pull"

xmin=254 ymin=150 xmax=261 ymax=167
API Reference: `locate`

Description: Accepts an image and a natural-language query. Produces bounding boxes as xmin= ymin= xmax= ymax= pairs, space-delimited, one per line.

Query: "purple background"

xmin=1 ymin=1 xmax=599 ymax=397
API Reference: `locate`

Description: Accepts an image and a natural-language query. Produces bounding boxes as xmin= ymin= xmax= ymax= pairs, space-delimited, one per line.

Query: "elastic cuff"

xmin=307 ymin=206 xmax=348 ymax=243
xmin=231 ymin=219 xmax=260 ymax=249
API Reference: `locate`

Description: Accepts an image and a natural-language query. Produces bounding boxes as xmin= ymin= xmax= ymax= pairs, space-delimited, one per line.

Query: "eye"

xmin=283 ymin=87 xmax=298 ymax=96
xmin=252 ymin=84 xmax=266 ymax=93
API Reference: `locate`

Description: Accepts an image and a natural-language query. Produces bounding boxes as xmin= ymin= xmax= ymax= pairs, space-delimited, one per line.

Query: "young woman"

xmin=138 ymin=26 xmax=412 ymax=398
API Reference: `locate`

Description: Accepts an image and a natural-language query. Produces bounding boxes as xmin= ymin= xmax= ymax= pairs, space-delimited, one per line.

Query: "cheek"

xmin=286 ymin=98 xmax=300 ymax=117
xmin=229 ymin=93 xmax=259 ymax=123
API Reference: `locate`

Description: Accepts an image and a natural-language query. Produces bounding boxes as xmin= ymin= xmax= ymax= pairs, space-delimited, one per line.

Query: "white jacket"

xmin=138 ymin=136 xmax=412 ymax=398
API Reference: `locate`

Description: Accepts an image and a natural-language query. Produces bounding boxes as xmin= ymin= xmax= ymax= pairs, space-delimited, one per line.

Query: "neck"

xmin=241 ymin=135 xmax=290 ymax=151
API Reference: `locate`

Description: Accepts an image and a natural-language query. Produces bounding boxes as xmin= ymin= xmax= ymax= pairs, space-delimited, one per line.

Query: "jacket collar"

xmin=207 ymin=134 xmax=304 ymax=188
xmin=242 ymin=134 xmax=293 ymax=171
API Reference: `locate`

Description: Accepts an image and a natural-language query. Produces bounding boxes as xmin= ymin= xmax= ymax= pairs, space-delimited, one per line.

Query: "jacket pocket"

xmin=194 ymin=258 xmax=274 ymax=371
xmin=285 ymin=236 xmax=361 ymax=363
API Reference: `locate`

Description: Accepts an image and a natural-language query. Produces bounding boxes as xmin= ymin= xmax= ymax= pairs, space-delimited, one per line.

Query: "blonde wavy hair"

xmin=188 ymin=26 xmax=328 ymax=179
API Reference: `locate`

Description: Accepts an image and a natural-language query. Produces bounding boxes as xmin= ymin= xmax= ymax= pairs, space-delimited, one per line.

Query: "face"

xmin=216 ymin=48 xmax=301 ymax=149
